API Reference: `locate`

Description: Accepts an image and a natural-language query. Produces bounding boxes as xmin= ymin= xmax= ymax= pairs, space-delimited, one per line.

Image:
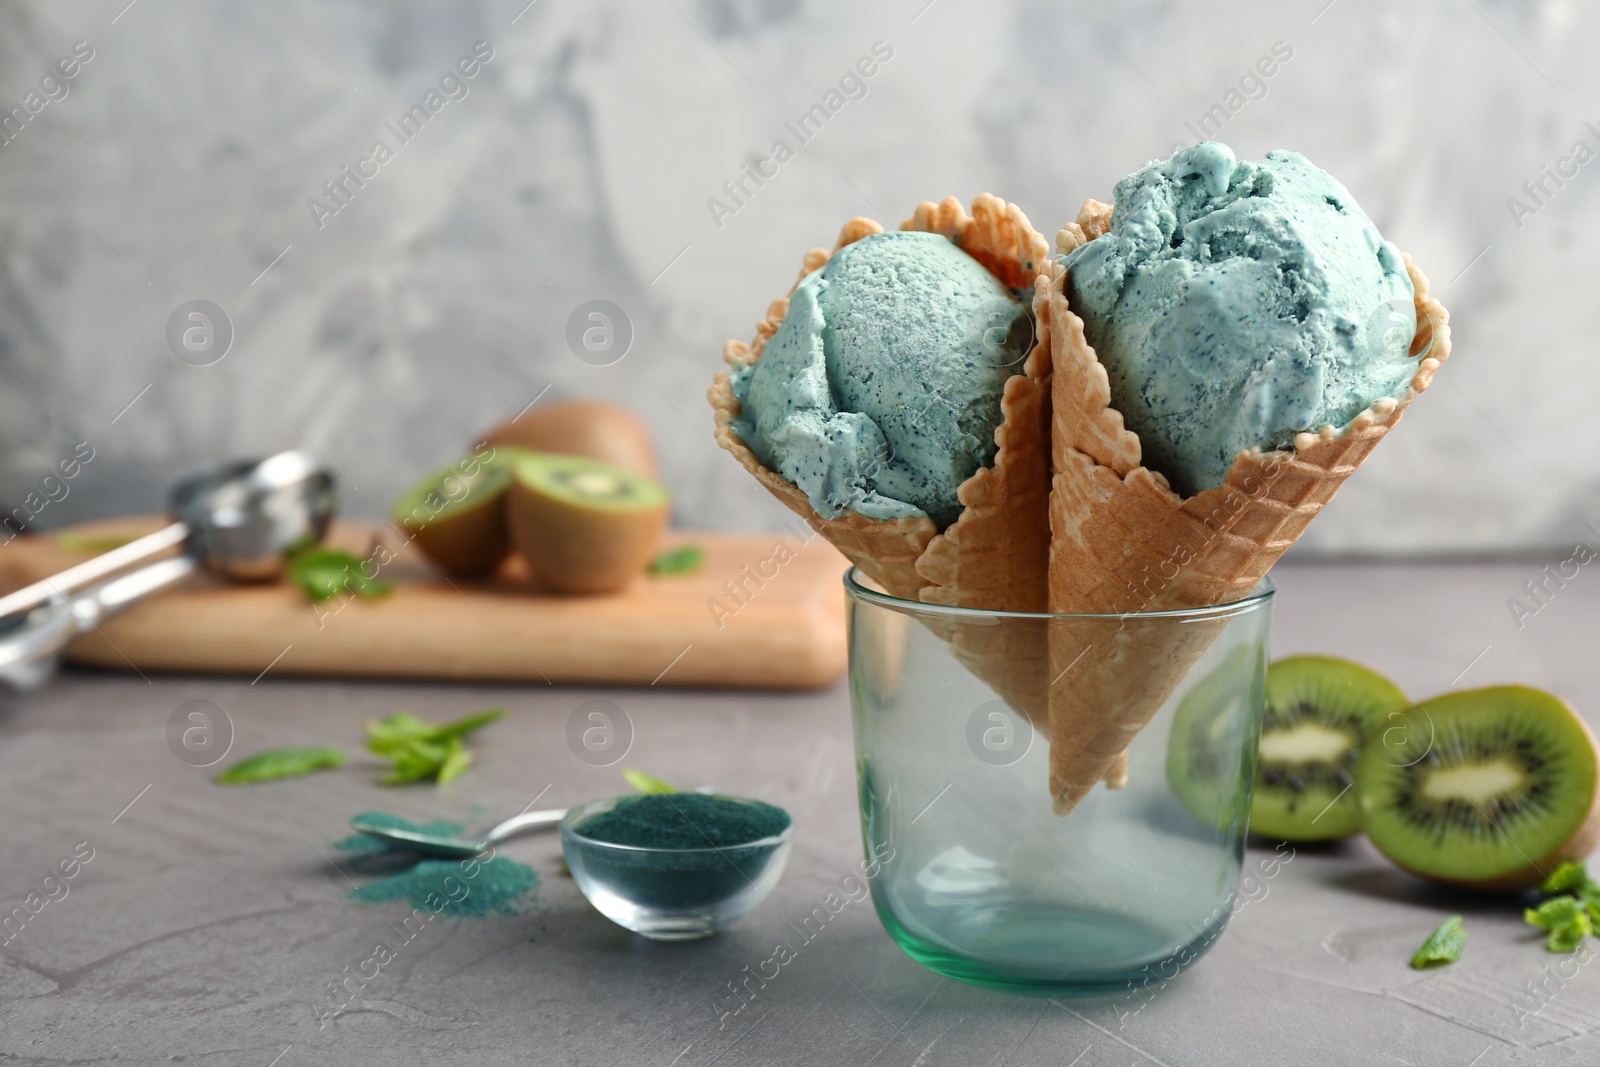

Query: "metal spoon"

xmin=0 ymin=449 xmax=334 ymax=689
xmin=348 ymin=809 xmax=569 ymax=859
xmin=350 ymin=786 xmax=715 ymax=858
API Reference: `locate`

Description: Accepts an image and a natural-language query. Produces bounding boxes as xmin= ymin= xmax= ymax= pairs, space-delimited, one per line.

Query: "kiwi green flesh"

xmin=510 ymin=452 xmax=668 ymax=511
xmin=1355 ymin=686 xmax=1599 ymax=885
xmin=1165 ymin=645 xmax=1263 ymax=833
xmin=393 ymin=458 xmax=512 ymax=523
xmin=1250 ymin=656 xmax=1407 ymax=841
xmin=391 ymin=458 xmax=515 ymax=576
xmin=507 ymin=452 xmax=669 ymax=594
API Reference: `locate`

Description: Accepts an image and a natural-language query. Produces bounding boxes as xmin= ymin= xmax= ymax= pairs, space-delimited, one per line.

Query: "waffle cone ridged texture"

xmin=710 ymin=195 xmax=1052 ymax=605
xmin=1043 ymin=200 xmax=1453 ymax=814
xmin=710 ymin=195 xmax=1062 ymax=731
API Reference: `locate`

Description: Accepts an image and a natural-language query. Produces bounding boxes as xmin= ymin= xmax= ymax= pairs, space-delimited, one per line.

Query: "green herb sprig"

xmin=1410 ymin=915 xmax=1466 ymax=969
xmin=288 ymin=547 xmax=393 ymax=604
xmin=648 ymin=544 xmax=704 ymax=577
xmin=215 ymin=746 xmax=347 ymax=784
xmin=1526 ymin=862 xmax=1600 ymax=952
xmin=364 ymin=709 xmax=504 ymax=785
xmin=622 ymin=768 xmax=677 ymax=794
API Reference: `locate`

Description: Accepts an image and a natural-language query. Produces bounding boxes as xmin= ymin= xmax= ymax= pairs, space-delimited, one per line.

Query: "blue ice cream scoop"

xmin=730 ymin=230 xmax=1031 ymax=530
xmin=1062 ymin=142 xmax=1419 ymax=498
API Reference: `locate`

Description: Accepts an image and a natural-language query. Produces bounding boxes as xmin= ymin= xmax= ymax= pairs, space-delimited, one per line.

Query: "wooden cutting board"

xmin=0 ymin=518 xmax=850 ymax=689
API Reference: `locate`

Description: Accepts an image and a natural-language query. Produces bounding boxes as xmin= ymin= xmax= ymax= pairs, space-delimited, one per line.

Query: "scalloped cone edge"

xmin=709 ymin=194 xmax=1065 ymax=733
xmin=1044 ymin=199 xmax=1453 ymax=814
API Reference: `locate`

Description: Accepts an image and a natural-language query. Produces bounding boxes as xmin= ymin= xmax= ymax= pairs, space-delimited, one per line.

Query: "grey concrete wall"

xmin=0 ymin=0 xmax=1592 ymax=555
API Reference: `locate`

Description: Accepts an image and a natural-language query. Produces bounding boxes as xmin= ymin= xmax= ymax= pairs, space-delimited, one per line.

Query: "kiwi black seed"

xmin=1356 ymin=686 xmax=1600 ymax=891
xmin=506 ymin=452 xmax=669 ymax=595
xmin=1250 ymin=655 xmax=1408 ymax=842
xmin=391 ymin=450 xmax=524 ymax=577
xmin=1166 ymin=644 xmax=1264 ymax=833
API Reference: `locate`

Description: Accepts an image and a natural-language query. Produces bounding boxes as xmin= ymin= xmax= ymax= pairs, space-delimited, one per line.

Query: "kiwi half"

xmin=1250 ymin=656 xmax=1408 ymax=841
xmin=507 ymin=452 xmax=668 ymax=594
xmin=392 ymin=451 xmax=521 ymax=577
xmin=1356 ymin=686 xmax=1600 ymax=891
xmin=1166 ymin=645 xmax=1264 ymax=833
xmin=480 ymin=400 xmax=658 ymax=479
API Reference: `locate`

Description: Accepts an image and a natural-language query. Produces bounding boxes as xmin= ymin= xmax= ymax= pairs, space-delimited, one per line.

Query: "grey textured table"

xmin=3 ymin=562 xmax=1598 ymax=1067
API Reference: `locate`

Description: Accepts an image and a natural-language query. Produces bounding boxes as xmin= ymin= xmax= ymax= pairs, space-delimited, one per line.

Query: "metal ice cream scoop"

xmin=0 ymin=450 xmax=335 ymax=689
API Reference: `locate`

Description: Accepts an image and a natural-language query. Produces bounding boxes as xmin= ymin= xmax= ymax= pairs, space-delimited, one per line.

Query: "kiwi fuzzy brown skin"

xmin=405 ymin=496 xmax=507 ymax=577
xmin=1381 ymin=795 xmax=1600 ymax=894
xmin=479 ymin=401 xmax=659 ymax=479
xmin=392 ymin=452 xmax=518 ymax=578
xmin=506 ymin=454 xmax=668 ymax=595
xmin=1357 ymin=687 xmax=1600 ymax=893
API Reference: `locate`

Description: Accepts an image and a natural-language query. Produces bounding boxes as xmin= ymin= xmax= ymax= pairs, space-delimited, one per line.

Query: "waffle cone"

xmin=710 ymin=195 xmax=1055 ymax=720
xmin=1043 ymin=201 xmax=1453 ymax=814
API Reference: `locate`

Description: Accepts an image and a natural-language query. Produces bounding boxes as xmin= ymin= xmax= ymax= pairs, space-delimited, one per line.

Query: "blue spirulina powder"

xmin=570 ymin=793 xmax=791 ymax=907
xmin=335 ymin=812 xmax=539 ymax=918
xmin=333 ymin=812 xmax=464 ymax=853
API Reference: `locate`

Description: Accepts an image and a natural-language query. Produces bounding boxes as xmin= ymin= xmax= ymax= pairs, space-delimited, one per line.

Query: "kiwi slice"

xmin=506 ymin=452 xmax=668 ymax=594
xmin=1166 ymin=644 xmax=1264 ymax=833
xmin=1356 ymin=686 xmax=1600 ymax=891
xmin=1250 ymin=656 xmax=1407 ymax=841
xmin=392 ymin=451 xmax=522 ymax=577
xmin=480 ymin=400 xmax=659 ymax=479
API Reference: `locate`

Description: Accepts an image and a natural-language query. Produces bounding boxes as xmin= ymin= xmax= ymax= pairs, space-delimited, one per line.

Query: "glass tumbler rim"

xmin=843 ymin=567 xmax=1275 ymax=622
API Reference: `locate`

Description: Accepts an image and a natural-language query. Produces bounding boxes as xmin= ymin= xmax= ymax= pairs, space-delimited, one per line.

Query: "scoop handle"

xmin=0 ymin=521 xmax=189 ymax=621
xmin=0 ymin=555 xmax=198 ymax=690
xmin=483 ymin=808 xmax=568 ymax=846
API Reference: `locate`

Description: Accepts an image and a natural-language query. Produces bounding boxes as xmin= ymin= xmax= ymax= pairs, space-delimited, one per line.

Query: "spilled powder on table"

xmin=334 ymin=811 xmax=539 ymax=918
xmin=333 ymin=811 xmax=466 ymax=852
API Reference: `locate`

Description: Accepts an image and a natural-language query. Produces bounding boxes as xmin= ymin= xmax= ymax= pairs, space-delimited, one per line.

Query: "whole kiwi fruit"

xmin=506 ymin=452 xmax=669 ymax=594
xmin=479 ymin=400 xmax=658 ymax=479
xmin=1355 ymin=685 xmax=1600 ymax=892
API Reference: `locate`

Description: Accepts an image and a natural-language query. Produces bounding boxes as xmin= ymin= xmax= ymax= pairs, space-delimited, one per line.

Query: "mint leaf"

xmin=1540 ymin=862 xmax=1591 ymax=896
xmin=379 ymin=741 xmax=446 ymax=786
xmin=1525 ymin=897 xmax=1592 ymax=952
xmin=649 ymin=544 xmax=704 ymax=577
xmin=436 ymin=737 xmax=474 ymax=785
xmin=430 ymin=708 xmax=505 ymax=742
xmin=1581 ymin=886 xmax=1600 ymax=926
xmin=623 ymin=768 xmax=677 ymax=794
xmin=363 ymin=712 xmax=439 ymax=754
xmin=215 ymin=746 xmax=346 ymax=784
xmin=1410 ymin=916 xmax=1466 ymax=969
xmin=365 ymin=709 xmax=502 ymax=752
xmin=1526 ymin=897 xmax=1587 ymax=931
xmin=1547 ymin=917 xmax=1592 ymax=953
xmin=365 ymin=709 xmax=501 ymax=785
xmin=288 ymin=548 xmax=393 ymax=604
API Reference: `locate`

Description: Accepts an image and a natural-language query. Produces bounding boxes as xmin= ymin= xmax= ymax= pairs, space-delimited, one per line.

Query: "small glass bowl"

xmin=561 ymin=795 xmax=794 ymax=941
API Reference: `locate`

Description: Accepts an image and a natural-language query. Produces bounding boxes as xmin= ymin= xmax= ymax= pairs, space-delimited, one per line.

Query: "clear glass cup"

xmin=845 ymin=568 xmax=1273 ymax=995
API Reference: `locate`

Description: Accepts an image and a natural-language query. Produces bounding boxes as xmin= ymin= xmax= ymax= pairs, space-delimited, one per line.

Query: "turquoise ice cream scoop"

xmin=1062 ymin=142 xmax=1419 ymax=498
xmin=730 ymin=231 xmax=1031 ymax=530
